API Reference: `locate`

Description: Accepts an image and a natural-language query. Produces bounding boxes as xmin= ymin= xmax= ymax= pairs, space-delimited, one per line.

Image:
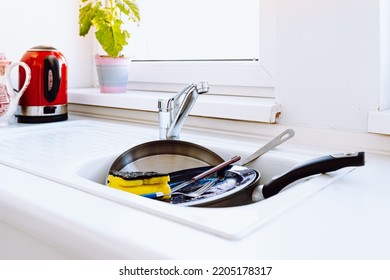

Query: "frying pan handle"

xmin=252 ymin=152 xmax=365 ymax=202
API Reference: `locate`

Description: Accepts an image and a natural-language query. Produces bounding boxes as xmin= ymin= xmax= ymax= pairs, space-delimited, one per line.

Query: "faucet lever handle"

xmin=158 ymin=82 xmax=209 ymax=140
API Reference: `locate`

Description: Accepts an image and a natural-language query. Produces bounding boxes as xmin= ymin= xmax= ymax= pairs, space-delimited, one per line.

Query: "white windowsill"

xmin=68 ymin=88 xmax=281 ymax=123
xmin=368 ymin=109 xmax=390 ymax=135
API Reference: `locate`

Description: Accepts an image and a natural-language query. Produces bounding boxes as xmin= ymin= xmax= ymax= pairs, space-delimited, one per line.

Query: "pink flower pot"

xmin=95 ymin=55 xmax=131 ymax=93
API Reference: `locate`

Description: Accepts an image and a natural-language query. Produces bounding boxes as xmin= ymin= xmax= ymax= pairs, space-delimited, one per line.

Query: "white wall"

xmin=275 ymin=0 xmax=381 ymax=132
xmin=1 ymin=0 xmax=385 ymax=133
xmin=1 ymin=0 xmax=93 ymax=88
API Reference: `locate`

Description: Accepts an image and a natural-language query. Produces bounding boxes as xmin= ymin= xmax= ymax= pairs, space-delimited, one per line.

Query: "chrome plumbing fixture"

xmin=158 ymin=82 xmax=209 ymax=140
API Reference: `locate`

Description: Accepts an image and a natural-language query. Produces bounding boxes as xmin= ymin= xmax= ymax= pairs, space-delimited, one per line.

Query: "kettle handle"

xmin=5 ymin=62 xmax=31 ymax=101
xmin=44 ymin=55 xmax=61 ymax=102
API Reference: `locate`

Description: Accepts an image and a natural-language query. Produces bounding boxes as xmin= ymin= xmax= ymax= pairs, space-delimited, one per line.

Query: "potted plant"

xmin=79 ymin=0 xmax=140 ymax=93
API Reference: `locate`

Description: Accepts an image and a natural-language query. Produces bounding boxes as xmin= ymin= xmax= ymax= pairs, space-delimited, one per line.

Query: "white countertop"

xmin=0 ymin=116 xmax=389 ymax=259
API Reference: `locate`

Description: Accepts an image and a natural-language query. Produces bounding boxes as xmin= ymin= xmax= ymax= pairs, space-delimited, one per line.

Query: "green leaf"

xmin=78 ymin=0 xmax=140 ymax=57
xmin=117 ymin=0 xmax=141 ymax=22
xmin=95 ymin=17 xmax=129 ymax=57
xmin=79 ymin=2 xmax=100 ymax=36
xmin=122 ymin=0 xmax=141 ymax=22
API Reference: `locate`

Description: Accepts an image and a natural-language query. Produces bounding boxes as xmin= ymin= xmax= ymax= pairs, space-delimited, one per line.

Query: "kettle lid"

xmin=28 ymin=45 xmax=58 ymax=51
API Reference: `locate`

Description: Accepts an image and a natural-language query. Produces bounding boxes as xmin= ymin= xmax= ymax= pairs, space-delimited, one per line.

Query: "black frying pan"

xmin=167 ymin=152 xmax=365 ymax=207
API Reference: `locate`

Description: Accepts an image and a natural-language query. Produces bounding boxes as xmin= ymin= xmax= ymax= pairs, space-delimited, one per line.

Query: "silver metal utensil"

xmin=238 ymin=129 xmax=295 ymax=166
xmin=170 ymin=129 xmax=295 ymax=194
xmin=171 ymin=179 xmax=217 ymax=198
xmin=170 ymin=155 xmax=241 ymax=193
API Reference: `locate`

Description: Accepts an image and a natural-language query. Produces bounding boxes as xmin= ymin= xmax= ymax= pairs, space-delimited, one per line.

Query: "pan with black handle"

xmin=251 ymin=152 xmax=365 ymax=202
xmin=168 ymin=151 xmax=365 ymax=207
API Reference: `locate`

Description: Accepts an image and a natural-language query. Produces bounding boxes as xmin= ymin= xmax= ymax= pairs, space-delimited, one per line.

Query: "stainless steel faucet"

xmin=158 ymin=82 xmax=209 ymax=140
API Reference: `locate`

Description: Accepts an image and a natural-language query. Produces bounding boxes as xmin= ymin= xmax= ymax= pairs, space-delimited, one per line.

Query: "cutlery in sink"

xmin=169 ymin=155 xmax=241 ymax=193
xmin=170 ymin=128 xmax=295 ymax=194
xmin=171 ymin=179 xmax=218 ymax=198
xmin=141 ymin=156 xmax=240 ymax=199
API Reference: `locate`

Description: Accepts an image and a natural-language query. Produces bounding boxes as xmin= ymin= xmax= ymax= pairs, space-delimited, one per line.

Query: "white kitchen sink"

xmin=0 ymin=119 xmax=351 ymax=239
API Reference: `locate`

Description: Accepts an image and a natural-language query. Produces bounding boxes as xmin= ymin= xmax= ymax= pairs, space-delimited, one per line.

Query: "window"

xmin=80 ymin=0 xmax=279 ymax=123
xmin=123 ymin=0 xmax=276 ymax=97
xmin=127 ymin=0 xmax=259 ymax=60
xmin=368 ymin=0 xmax=390 ymax=134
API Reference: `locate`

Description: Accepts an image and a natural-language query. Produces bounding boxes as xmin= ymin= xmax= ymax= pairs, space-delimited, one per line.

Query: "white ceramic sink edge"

xmin=0 ymin=119 xmax=352 ymax=239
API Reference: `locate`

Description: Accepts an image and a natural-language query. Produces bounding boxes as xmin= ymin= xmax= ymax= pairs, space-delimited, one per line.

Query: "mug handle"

xmin=6 ymin=62 xmax=31 ymax=100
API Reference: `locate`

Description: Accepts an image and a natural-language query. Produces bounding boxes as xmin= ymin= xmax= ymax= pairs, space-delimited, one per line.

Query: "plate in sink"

xmin=167 ymin=165 xmax=260 ymax=207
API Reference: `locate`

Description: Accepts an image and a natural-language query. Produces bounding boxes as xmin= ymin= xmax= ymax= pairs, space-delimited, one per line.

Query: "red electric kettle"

xmin=18 ymin=46 xmax=68 ymax=123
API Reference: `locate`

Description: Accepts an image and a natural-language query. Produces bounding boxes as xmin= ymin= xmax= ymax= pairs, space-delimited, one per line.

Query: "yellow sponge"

xmin=107 ymin=171 xmax=171 ymax=199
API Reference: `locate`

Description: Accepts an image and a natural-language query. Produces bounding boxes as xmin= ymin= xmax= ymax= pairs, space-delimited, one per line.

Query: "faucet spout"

xmin=158 ymin=82 xmax=209 ymax=140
